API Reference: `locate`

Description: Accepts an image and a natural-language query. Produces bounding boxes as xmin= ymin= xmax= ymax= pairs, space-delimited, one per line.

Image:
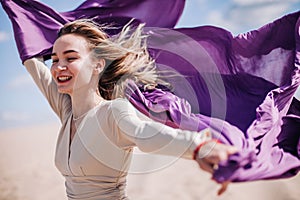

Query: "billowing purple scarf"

xmin=1 ymin=0 xmax=300 ymax=183
xmin=1 ymin=0 xmax=185 ymax=62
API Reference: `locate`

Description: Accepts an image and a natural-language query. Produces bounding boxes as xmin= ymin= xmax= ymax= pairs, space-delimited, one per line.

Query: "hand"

xmin=194 ymin=140 xmax=238 ymax=174
xmin=194 ymin=140 xmax=238 ymax=195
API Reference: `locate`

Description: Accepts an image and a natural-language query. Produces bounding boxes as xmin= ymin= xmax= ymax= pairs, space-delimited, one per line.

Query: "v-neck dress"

xmin=24 ymin=58 xmax=208 ymax=200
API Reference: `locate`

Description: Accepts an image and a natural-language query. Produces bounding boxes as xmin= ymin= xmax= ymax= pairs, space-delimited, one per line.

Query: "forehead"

xmin=52 ymin=34 xmax=89 ymax=54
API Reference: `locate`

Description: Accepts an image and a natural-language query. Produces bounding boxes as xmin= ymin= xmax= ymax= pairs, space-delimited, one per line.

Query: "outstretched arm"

xmin=109 ymin=98 xmax=237 ymax=167
xmin=24 ymin=58 xmax=71 ymax=121
xmin=109 ymin=98 xmax=237 ymax=195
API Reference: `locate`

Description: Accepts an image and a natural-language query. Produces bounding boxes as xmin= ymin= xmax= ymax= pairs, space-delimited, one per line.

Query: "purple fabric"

xmin=127 ymin=11 xmax=300 ymax=182
xmin=1 ymin=0 xmax=300 ymax=183
xmin=1 ymin=0 xmax=185 ymax=62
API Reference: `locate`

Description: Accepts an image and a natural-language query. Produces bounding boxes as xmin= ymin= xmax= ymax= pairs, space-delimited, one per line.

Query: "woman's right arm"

xmin=24 ymin=58 xmax=71 ymax=121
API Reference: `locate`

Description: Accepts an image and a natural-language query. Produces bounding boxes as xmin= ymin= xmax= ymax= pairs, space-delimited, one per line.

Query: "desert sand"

xmin=0 ymin=122 xmax=299 ymax=200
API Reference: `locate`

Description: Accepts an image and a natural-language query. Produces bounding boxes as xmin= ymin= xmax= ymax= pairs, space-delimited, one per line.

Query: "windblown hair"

xmin=58 ymin=19 xmax=163 ymax=100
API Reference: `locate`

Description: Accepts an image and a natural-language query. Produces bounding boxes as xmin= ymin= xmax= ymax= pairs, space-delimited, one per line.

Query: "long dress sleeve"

xmin=108 ymin=98 xmax=211 ymax=160
xmin=24 ymin=58 xmax=71 ymax=121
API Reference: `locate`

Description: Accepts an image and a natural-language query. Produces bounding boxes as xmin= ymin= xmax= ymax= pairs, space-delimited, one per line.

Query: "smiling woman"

xmin=1 ymin=0 xmax=300 ymax=199
xmin=22 ymin=18 xmax=237 ymax=199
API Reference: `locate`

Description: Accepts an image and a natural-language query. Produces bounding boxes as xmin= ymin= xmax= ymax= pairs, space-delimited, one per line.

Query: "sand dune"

xmin=0 ymin=123 xmax=299 ymax=200
xmin=0 ymin=123 xmax=66 ymax=200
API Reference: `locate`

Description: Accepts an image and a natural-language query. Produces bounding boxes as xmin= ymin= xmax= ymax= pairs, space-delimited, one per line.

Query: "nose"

xmin=52 ymin=61 xmax=67 ymax=72
xmin=57 ymin=65 xmax=67 ymax=71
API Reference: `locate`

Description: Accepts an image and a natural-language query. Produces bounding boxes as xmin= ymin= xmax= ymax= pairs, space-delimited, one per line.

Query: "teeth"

xmin=57 ymin=76 xmax=72 ymax=82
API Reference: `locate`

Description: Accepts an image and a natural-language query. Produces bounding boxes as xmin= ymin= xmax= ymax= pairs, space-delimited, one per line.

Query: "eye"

xmin=67 ymin=57 xmax=77 ymax=62
xmin=51 ymin=59 xmax=58 ymax=64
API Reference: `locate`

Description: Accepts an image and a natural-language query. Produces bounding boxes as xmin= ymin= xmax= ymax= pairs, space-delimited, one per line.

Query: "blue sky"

xmin=0 ymin=0 xmax=299 ymax=129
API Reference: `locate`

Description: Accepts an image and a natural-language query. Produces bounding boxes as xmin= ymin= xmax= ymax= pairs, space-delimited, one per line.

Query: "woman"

xmin=2 ymin=0 xmax=300 ymax=196
xmin=24 ymin=19 xmax=237 ymax=199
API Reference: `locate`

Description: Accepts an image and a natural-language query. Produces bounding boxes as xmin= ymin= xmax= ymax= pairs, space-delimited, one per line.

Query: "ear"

xmin=93 ymin=59 xmax=105 ymax=75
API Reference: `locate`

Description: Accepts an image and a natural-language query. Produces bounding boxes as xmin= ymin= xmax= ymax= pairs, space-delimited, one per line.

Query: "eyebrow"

xmin=51 ymin=50 xmax=79 ymax=57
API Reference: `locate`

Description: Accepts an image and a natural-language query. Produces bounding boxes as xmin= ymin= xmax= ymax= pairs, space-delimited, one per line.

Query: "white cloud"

xmin=206 ymin=1 xmax=296 ymax=34
xmin=0 ymin=31 xmax=10 ymax=42
xmin=7 ymin=74 xmax=33 ymax=88
xmin=0 ymin=111 xmax=31 ymax=122
xmin=232 ymin=0 xmax=298 ymax=6
xmin=233 ymin=0 xmax=273 ymax=6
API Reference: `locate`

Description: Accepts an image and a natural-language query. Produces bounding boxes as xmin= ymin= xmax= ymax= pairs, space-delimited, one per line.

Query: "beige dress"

xmin=24 ymin=58 xmax=209 ymax=200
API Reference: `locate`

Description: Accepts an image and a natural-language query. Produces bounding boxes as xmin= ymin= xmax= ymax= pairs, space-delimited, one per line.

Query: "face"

xmin=51 ymin=34 xmax=98 ymax=95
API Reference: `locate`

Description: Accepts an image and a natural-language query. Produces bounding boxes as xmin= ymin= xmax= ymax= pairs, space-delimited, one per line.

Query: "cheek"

xmin=77 ymin=69 xmax=93 ymax=84
xmin=50 ymin=66 xmax=56 ymax=79
xmin=75 ymin=63 xmax=94 ymax=80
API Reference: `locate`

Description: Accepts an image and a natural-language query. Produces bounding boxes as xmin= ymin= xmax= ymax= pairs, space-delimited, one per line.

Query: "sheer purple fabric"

xmin=1 ymin=0 xmax=299 ymax=183
xmin=127 ymin=11 xmax=300 ymax=182
xmin=1 ymin=0 xmax=185 ymax=62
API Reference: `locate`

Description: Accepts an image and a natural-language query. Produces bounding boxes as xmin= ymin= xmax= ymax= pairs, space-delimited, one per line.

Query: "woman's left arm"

xmin=110 ymin=98 xmax=237 ymax=163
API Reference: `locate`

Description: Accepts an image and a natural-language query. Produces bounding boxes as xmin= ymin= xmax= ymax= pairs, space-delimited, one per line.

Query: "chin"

xmin=58 ymin=88 xmax=72 ymax=95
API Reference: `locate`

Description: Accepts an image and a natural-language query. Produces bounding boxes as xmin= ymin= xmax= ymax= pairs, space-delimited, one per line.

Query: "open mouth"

xmin=57 ymin=76 xmax=72 ymax=83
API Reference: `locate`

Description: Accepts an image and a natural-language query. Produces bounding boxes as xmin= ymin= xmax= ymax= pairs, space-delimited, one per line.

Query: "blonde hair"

xmin=58 ymin=19 xmax=163 ymax=100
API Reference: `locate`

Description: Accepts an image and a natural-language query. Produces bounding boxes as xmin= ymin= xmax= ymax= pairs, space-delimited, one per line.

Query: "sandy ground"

xmin=0 ymin=122 xmax=300 ymax=200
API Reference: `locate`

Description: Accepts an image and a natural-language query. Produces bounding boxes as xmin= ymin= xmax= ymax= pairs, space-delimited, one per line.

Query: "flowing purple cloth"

xmin=1 ymin=0 xmax=185 ymax=62
xmin=127 ymin=11 xmax=300 ymax=182
xmin=1 ymin=0 xmax=300 ymax=183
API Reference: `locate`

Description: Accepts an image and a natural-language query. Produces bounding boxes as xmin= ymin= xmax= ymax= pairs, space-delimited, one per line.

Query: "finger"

xmin=212 ymin=163 xmax=219 ymax=171
xmin=218 ymin=151 xmax=230 ymax=161
xmin=217 ymin=146 xmax=238 ymax=161
xmin=211 ymin=151 xmax=227 ymax=162
xmin=217 ymin=181 xmax=230 ymax=196
xmin=201 ymin=142 xmax=237 ymax=161
xmin=196 ymin=159 xmax=214 ymax=174
xmin=202 ymin=150 xmax=228 ymax=164
xmin=227 ymin=146 xmax=239 ymax=155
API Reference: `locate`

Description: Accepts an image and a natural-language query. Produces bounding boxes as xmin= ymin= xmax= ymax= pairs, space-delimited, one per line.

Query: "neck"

xmin=70 ymin=87 xmax=103 ymax=119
